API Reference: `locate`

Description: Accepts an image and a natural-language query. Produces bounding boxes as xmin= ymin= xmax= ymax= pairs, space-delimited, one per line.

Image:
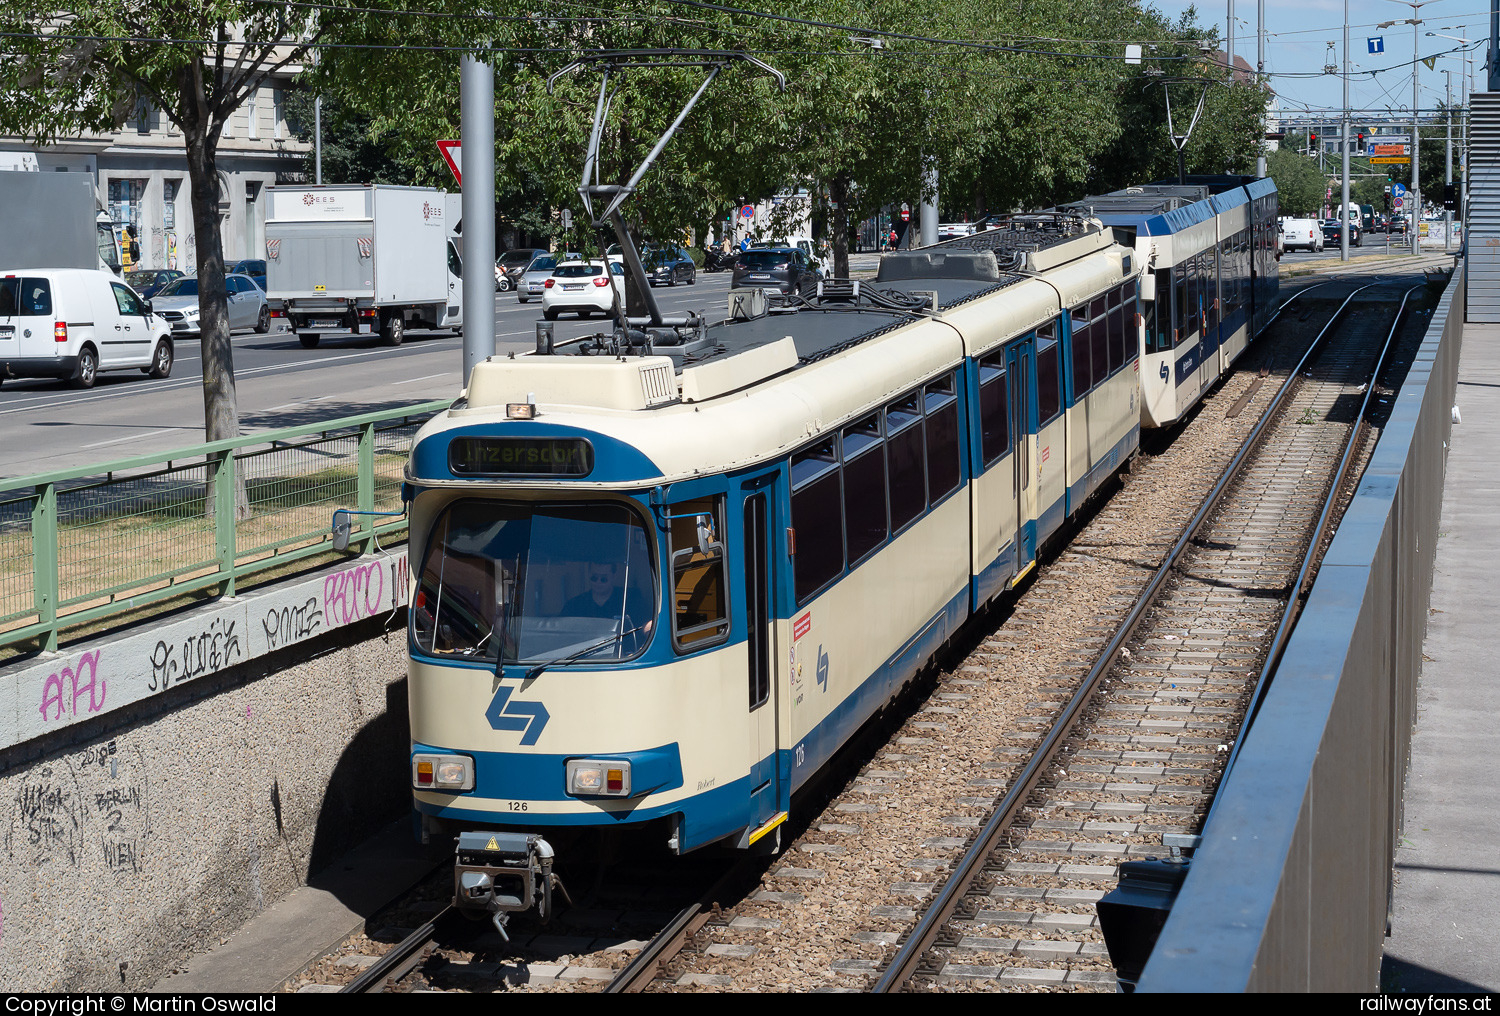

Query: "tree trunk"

xmin=178 ymin=68 xmax=248 ymax=519
xmin=830 ymin=175 xmax=850 ymax=279
xmin=179 ymin=95 xmax=238 ymax=445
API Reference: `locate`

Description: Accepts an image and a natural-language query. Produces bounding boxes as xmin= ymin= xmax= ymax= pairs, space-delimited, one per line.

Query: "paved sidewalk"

xmin=1382 ymin=321 xmax=1500 ymax=992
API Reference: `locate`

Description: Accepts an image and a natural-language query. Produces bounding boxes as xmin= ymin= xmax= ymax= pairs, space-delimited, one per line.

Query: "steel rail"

xmin=603 ymin=901 xmax=712 ymax=993
xmin=341 ymin=905 xmax=453 ymax=994
xmin=601 ymin=851 xmax=770 ymax=993
xmin=1209 ymin=283 xmax=1424 ymax=813
xmin=872 ymin=283 xmax=1378 ymax=992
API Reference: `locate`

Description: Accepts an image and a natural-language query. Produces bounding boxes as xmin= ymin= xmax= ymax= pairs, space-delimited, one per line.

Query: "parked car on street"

xmin=730 ymin=246 xmax=821 ymax=299
xmin=228 ymin=259 xmax=267 ymax=290
xmin=0 ymin=268 xmax=173 ymax=388
xmin=517 ymin=252 xmax=581 ymax=303
xmin=540 ymin=260 xmax=626 ymax=320
xmin=123 ymin=268 xmax=185 ymax=300
xmin=150 ymin=273 xmax=270 ymax=336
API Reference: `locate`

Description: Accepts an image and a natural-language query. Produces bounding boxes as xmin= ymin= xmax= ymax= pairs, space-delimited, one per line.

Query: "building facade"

xmin=1 ymin=82 xmax=308 ymax=273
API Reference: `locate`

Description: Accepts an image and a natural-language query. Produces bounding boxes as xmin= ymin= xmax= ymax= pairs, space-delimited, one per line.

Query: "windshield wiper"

xmin=523 ymin=623 xmax=651 ymax=682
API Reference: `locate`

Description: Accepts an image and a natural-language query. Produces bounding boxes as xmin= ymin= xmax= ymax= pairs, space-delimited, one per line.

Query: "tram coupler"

xmin=453 ymin=831 xmax=571 ymax=935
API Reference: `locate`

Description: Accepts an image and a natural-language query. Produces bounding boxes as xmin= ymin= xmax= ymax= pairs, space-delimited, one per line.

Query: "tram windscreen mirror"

xmin=332 ymin=509 xmax=352 ymax=552
xmin=449 ymin=437 xmax=594 ymax=477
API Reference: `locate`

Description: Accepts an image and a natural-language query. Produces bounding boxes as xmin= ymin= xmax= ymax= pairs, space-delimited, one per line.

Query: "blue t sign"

xmin=1368 ymin=37 xmax=1385 ymax=54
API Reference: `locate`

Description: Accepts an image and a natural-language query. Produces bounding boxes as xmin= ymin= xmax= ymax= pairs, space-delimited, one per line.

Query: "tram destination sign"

xmin=449 ymin=436 xmax=595 ymax=477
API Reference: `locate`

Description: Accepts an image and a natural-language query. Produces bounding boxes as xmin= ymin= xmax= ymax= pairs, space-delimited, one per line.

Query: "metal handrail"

xmin=0 ymin=400 xmax=448 ymax=654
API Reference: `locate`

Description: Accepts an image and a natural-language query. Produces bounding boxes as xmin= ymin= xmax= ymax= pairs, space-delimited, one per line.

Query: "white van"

xmin=0 ymin=268 xmax=172 ymax=388
xmin=1281 ymin=218 xmax=1324 ymax=253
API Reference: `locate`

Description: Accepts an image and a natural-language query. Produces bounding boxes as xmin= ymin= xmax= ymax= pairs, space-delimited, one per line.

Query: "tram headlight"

xmin=412 ymin=753 xmax=474 ymax=791
xmin=566 ymin=759 xmax=632 ymax=798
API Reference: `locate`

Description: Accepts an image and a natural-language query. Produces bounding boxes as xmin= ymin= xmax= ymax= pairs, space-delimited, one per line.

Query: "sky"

xmin=1147 ymin=0 xmax=1488 ymax=125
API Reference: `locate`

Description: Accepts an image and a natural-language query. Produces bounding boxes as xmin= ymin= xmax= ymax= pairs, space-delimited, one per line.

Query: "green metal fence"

xmin=0 ymin=400 xmax=447 ymax=655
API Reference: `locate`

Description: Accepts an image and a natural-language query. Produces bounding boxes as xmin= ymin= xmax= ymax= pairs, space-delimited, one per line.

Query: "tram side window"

xmin=1174 ymin=266 xmax=1188 ymax=344
xmin=669 ymin=496 xmax=730 ymax=650
xmin=843 ymin=414 xmax=888 ymax=565
xmin=1037 ymin=336 xmax=1061 ymax=424
xmin=1070 ymin=305 xmax=1091 ymax=397
xmin=1107 ymin=287 xmax=1124 ymax=374
xmin=924 ymin=374 xmax=961 ymax=504
xmin=887 ymin=394 xmax=927 ymax=532
xmin=791 ymin=441 xmax=844 ymax=603
xmin=978 ymin=354 xmax=1009 ymax=466
xmin=1089 ymin=296 xmax=1109 ymax=383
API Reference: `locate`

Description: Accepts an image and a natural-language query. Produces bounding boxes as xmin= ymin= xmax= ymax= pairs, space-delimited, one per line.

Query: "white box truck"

xmin=0 ymin=170 xmax=123 ymax=275
xmin=264 ymin=184 xmax=463 ymax=347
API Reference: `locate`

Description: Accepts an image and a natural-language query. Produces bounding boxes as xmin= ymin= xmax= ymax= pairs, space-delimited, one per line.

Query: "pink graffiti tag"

xmin=323 ymin=561 xmax=385 ymax=626
xmin=38 ymin=650 xmax=106 ymax=723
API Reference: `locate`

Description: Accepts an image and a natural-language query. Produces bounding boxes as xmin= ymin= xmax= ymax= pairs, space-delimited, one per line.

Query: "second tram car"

xmin=401 ymin=178 xmax=1278 ymax=926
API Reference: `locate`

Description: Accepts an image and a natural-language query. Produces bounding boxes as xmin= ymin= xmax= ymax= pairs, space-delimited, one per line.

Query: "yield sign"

xmin=437 ymin=139 xmax=461 ymax=185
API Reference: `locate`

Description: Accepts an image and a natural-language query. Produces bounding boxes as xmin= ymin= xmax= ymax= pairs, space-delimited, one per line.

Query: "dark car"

xmin=731 ymin=246 xmax=820 ymax=300
xmin=1320 ymin=220 xmax=1361 ymax=247
xmin=228 ymin=259 xmax=267 ymax=290
xmin=643 ymin=245 xmax=696 ymax=287
xmin=122 ymin=268 xmax=185 ymax=300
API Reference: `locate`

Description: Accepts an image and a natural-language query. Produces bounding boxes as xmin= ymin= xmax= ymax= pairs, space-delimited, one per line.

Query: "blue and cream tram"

xmin=1057 ymin=175 xmax=1280 ymax=427
xmin=401 ymin=186 xmax=1275 ymax=925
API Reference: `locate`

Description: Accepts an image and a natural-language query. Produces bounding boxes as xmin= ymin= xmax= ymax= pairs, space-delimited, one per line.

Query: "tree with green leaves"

xmin=1266 ymin=147 xmax=1325 ymax=216
xmin=0 ymin=2 xmax=492 ymax=450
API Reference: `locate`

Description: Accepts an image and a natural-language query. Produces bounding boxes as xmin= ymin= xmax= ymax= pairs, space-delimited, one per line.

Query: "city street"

xmin=0 ymin=244 xmax=1451 ymax=478
xmin=0 ymin=270 xmax=747 ymax=478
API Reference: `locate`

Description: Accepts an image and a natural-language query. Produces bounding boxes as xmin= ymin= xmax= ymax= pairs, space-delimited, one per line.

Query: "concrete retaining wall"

xmin=0 ymin=552 xmax=414 ymax=991
xmin=1139 ymin=269 xmax=1463 ymax=990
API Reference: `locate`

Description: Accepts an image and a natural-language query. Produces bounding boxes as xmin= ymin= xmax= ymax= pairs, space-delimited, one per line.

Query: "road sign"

xmin=1392 ymin=182 xmax=1407 ymax=198
xmin=1371 ymin=156 xmax=1411 ymax=165
xmin=740 ymin=204 xmax=755 ymax=219
xmin=1394 ymin=195 xmax=1405 ymax=210
xmin=437 ymin=139 xmax=461 ymax=185
xmin=1368 ymin=37 xmax=1384 ymax=55
xmin=900 ymin=202 xmax=910 ymax=222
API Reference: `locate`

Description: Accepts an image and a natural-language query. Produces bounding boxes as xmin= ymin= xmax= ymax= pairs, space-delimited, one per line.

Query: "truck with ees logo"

xmin=264 ymin=184 xmax=463 ymax=347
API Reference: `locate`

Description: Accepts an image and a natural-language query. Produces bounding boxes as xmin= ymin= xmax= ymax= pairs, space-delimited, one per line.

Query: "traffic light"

xmin=1309 ymin=132 xmax=1318 ymax=150
xmin=1357 ymin=132 xmax=1365 ymax=146
xmin=1444 ymin=182 xmax=1458 ymax=212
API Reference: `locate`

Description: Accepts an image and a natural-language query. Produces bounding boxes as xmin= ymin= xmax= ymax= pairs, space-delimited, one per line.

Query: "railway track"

xmin=867 ymin=281 xmax=1424 ymax=991
xmin=621 ymin=276 xmax=1433 ymax=993
xmin=286 ymin=270 xmax=1441 ymax=994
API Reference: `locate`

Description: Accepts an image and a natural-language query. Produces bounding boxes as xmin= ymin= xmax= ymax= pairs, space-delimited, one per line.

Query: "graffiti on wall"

xmin=6 ymin=740 xmax=150 ymax=874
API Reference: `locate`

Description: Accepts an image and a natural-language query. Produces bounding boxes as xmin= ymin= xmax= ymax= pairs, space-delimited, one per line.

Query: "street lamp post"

xmin=1257 ymin=0 xmax=1267 ymax=177
xmin=1383 ymin=0 xmax=1436 ymax=254
xmin=1342 ymin=0 xmax=1351 ymax=261
xmin=1380 ymin=0 xmax=1440 ymax=252
xmin=1445 ymin=69 xmax=1453 ymax=250
xmin=1428 ymin=32 xmax=1477 ymax=244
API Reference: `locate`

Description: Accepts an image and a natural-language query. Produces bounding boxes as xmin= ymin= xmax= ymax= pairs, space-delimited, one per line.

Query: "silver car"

xmin=517 ymin=252 xmax=581 ymax=304
xmin=151 ymin=273 xmax=270 ymax=336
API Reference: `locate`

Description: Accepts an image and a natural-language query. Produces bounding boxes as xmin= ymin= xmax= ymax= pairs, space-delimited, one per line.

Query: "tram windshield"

xmin=412 ymin=500 xmax=656 ymax=665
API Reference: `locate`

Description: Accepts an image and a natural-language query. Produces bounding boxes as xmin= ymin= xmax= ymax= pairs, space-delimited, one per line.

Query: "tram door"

xmin=1007 ymin=339 xmax=1038 ymax=569
xmin=744 ymin=490 xmax=782 ymax=832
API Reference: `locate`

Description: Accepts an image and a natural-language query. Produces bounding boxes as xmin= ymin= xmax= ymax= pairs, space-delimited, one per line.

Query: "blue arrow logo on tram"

xmin=486 ymin=685 xmax=550 ymax=745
